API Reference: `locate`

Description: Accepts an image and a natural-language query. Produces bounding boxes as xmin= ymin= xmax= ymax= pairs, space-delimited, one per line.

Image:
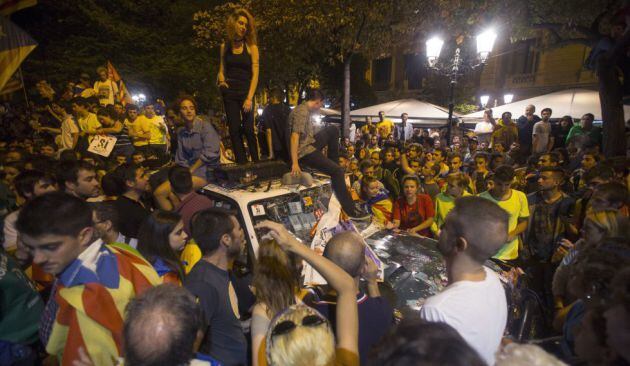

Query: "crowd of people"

xmin=0 ymin=8 xmax=629 ymax=366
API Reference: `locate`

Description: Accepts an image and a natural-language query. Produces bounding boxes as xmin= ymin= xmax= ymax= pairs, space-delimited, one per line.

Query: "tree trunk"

xmin=342 ymin=55 xmax=353 ymax=138
xmin=596 ymin=32 xmax=630 ymax=158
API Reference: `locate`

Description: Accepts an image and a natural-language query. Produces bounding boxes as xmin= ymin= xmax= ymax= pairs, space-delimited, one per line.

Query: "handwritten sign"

xmin=87 ymin=135 xmax=117 ymax=157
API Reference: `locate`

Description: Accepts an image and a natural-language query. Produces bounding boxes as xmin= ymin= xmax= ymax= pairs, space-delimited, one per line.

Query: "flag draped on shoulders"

xmin=47 ymin=241 xmax=160 ymax=365
xmin=0 ymin=15 xmax=36 ymax=91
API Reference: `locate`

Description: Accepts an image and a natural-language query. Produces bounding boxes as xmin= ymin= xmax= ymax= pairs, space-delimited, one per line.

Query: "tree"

xmin=193 ymin=0 xmax=427 ymax=136
xmin=424 ymin=0 xmax=629 ymax=157
xmin=14 ymin=0 xmax=220 ymax=110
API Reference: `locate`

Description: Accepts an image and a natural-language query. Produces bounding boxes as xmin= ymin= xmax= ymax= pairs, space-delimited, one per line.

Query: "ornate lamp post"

xmin=425 ymin=29 xmax=497 ymax=143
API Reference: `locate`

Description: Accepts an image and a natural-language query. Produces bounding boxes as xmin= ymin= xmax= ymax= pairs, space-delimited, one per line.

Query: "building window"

xmin=373 ymin=57 xmax=392 ymax=91
xmin=508 ymin=39 xmax=540 ymax=75
xmin=404 ymin=54 xmax=423 ymax=90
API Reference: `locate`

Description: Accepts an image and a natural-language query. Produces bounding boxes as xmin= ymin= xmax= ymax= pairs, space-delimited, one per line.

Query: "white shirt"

xmin=60 ymin=115 xmax=79 ymax=150
xmin=420 ymin=267 xmax=507 ymax=365
xmin=3 ymin=210 xmax=19 ymax=251
xmin=532 ymin=120 xmax=551 ymax=154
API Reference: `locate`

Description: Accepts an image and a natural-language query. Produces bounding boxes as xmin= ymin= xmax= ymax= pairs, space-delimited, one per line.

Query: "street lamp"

xmin=503 ymin=93 xmax=514 ymax=104
xmin=476 ymin=29 xmax=497 ymax=63
xmin=480 ymin=95 xmax=490 ymax=108
xmin=426 ymin=37 xmax=444 ymax=68
xmin=425 ymin=28 xmax=497 ymax=143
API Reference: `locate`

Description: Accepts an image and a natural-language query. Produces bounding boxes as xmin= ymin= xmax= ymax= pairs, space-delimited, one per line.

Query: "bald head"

xmin=124 ymin=284 xmax=202 ymax=366
xmin=324 ymin=231 xmax=365 ymax=278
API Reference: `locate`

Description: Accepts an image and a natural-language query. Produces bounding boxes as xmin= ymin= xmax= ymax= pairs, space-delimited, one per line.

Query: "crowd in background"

xmin=0 ymin=67 xmax=628 ymax=366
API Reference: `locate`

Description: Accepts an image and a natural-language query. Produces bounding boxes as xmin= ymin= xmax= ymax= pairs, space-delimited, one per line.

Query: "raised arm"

xmin=255 ymin=220 xmax=358 ymax=355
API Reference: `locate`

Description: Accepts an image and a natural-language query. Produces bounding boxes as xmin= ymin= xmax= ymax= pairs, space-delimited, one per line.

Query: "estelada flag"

xmin=0 ymin=16 xmax=36 ymax=91
xmin=107 ymin=61 xmax=133 ymax=106
xmin=0 ymin=0 xmax=37 ymax=16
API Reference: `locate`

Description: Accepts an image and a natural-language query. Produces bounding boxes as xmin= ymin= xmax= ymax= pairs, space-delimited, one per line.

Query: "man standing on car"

xmin=289 ymin=89 xmax=367 ymax=220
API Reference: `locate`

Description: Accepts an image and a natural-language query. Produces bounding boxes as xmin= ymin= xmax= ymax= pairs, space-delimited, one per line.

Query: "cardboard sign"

xmin=87 ymin=135 xmax=117 ymax=157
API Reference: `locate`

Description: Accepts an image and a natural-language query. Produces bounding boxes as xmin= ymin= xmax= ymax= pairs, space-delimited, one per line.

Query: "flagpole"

xmin=17 ymin=67 xmax=29 ymax=106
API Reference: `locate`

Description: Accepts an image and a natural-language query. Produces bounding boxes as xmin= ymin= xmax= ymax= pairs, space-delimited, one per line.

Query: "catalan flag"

xmin=46 ymin=241 xmax=160 ymax=365
xmin=0 ymin=0 xmax=36 ymax=16
xmin=0 ymin=70 xmax=22 ymax=95
xmin=107 ymin=61 xmax=133 ymax=106
xmin=0 ymin=16 xmax=36 ymax=92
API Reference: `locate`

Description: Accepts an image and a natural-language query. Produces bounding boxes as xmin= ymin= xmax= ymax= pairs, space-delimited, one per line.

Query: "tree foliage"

xmin=14 ymin=0 xmax=220 ymax=110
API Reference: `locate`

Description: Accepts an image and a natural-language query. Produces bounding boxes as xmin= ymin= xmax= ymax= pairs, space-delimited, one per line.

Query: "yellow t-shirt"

xmin=376 ymin=119 xmax=394 ymax=137
xmin=125 ymin=117 xmax=150 ymax=146
xmin=478 ymin=189 xmax=529 ymax=260
xmin=138 ymin=115 xmax=167 ymax=145
xmin=78 ymin=113 xmax=102 ymax=143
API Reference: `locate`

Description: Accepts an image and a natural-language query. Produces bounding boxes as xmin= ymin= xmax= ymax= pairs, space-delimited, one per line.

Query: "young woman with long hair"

xmin=218 ymin=8 xmax=260 ymax=164
xmin=251 ymin=239 xmax=305 ymax=366
xmin=137 ymin=210 xmax=188 ymax=284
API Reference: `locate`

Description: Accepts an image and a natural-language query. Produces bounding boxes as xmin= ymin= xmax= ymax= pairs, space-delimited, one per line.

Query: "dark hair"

xmin=125 ymin=104 xmax=139 ymax=112
xmin=473 ymin=152 xmax=489 ymax=162
xmin=96 ymin=104 xmax=118 ymax=119
xmin=441 ymin=196 xmax=510 ymax=263
xmin=492 ymin=165 xmax=515 ymax=183
xmin=541 ymin=107 xmax=552 ymax=114
xmin=124 ymin=284 xmax=202 ymax=366
xmin=402 ymin=175 xmax=420 ymax=187
xmin=358 ymin=159 xmax=374 ymax=174
xmin=270 ymin=88 xmax=284 ymax=101
xmin=14 ymin=170 xmax=54 ymax=199
xmin=191 ymin=208 xmax=236 ymax=255
xmin=168 ymin=165 xmax=193 ymax=195
xmin=584 ymin=164 xmax=614 ymax=184
xmin=55 ymin=160 xmax=95 ymax=188
xmin=593 ymin=182 xmax=629 ymax=208
xmin=51 ymin=99 xmax=72 ymax=114
xmin=583 ymin=113 xmax=595 ymax=120
xmin=113 ymin=163 xmax=141 ymax=192
xmin=540 ymin=151 xmax=561 ymax=165
xmin=305 ymin=88 xmax=324 ymax=101
xmin=176 ymin=95 xmax=197 ymax=110
xmin=539 ymin=166 xmax=565 ymax=180
xmin=369 ymin=318 xmax=486 ymax=366
xmin=101 ymin=172 xmax=124 ymax=197
xmin=16 ymin=192 xmax=93 ymax=237
xmin=59 ymin=149 xmax=79 ymax=162
xmin=137 ymin=211 xmax=185 ymax=281
xmin=91 ymin=201 xmax=120 ymax=231
xmin=71 ymin=97 xmax=90 ymax=108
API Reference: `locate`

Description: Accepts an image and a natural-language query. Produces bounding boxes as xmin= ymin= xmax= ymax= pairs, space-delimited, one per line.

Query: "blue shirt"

xmin=175 ymin=117 xmax=221 ymax=179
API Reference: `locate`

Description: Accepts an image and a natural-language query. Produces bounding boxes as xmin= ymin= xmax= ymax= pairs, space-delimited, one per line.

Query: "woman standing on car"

xmin=217 ymin=8 xmax=260 ymax=164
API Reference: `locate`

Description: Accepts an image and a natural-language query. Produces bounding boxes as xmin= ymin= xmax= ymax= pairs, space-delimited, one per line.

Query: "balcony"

xmin=506 ymin=73 xmax=536 ymax=88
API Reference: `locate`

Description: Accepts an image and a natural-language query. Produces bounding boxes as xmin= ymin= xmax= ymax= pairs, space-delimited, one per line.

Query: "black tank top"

xmin=224 ymin=43 xmax=252 ymax=92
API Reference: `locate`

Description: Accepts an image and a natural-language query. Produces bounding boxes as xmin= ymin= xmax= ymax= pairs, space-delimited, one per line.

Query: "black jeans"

xmin=299 ymin=126 xmax=356 ymax=215
xmin=222 ymin=90 xmax=259 ymax=164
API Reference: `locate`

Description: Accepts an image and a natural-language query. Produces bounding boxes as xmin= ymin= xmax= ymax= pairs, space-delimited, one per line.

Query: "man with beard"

xmin=184 ymin=208 xmax=247 ymax=366
xmin=525 ymin=166 xmax=575 ymax=315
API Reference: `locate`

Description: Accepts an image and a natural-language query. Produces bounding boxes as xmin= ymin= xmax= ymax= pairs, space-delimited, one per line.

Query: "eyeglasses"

xmin=270 ymin=315 xmax=325 ymax=338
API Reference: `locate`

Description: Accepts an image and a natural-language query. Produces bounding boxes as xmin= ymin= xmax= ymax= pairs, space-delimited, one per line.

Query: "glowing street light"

xmin=426 ymin=37 xmax=444 ymax=67
xmin=503 ymin=93 xmax=514 ymax=104
xmin=476 ymin=29 xmax=497 ymax=63
xmin=257 ymin=107 xmax=264 ymax=116
xmin=480 ymin=95 xmax=490 ymax=107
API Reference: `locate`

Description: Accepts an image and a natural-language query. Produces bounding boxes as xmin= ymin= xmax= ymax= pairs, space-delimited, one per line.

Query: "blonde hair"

xmin=495 ymin=343 xmax=567 ymax=366
xmin=266 ymin=304 xmax=335 ymax=366
xmin=253 ymin=240 xmax=301 ymax=316
xmin=585 ymin=209 xmax=621 ymax=237
xmin=226 ymin=8 xmax=257 ymax=45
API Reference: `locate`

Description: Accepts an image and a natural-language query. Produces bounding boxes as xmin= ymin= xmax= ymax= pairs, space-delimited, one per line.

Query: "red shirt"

xmin=393 ymin=194 xmax=435 ymax=236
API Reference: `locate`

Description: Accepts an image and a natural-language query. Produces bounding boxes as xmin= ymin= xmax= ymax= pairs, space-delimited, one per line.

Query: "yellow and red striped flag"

xmin=107 ymin=61 xmax=133 ymax=106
